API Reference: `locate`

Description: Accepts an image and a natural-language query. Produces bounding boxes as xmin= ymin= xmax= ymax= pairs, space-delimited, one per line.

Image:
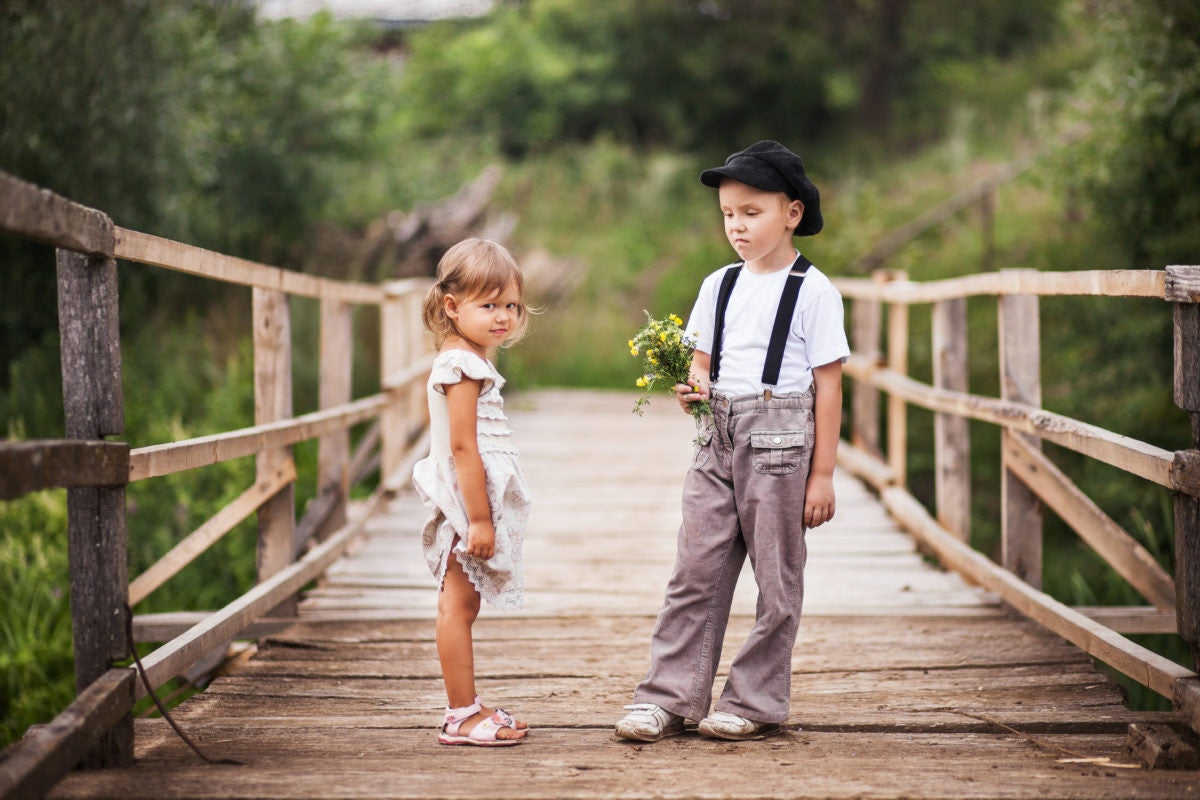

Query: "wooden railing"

xmin=832 ymin=265 xmax=1200 ymax=725
xmin=0 ymin=171 xmax=433 ymax=798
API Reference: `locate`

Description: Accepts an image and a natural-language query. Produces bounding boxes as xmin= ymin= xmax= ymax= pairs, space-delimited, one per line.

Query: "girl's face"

xmin=444 ymin=282 xmax=522 ymax=354
xmin=718 ymin=180 xmax=803 ymax=268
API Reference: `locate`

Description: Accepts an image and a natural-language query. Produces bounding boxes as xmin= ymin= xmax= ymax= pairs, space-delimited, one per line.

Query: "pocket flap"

xmin=750 ymin=430 xmax=806 ymax=449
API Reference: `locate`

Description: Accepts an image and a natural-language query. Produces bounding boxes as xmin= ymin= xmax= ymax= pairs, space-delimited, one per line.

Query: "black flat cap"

xmin=700 ymin=140 xmax=823 ymax=236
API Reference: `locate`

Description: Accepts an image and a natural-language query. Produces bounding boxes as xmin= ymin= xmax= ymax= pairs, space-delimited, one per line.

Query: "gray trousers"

xmin=633 ymin=389 xmax=815 ymax=724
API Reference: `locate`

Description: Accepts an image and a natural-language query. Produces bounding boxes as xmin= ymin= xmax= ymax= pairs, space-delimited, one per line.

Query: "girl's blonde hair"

xmin=421 ymin=238 xmax=530 ymax=349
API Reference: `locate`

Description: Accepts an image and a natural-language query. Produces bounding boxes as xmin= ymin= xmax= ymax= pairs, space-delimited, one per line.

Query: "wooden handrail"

xmin=840 ymin=262 xmax=1200 ymax=715
xmin=0 ymin=170 xmax=436 ymax=787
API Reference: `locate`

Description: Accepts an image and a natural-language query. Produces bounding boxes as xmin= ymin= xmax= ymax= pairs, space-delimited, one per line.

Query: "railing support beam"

xmin=933 ymin=297 xmax=971 ymax=541
xmin=56 ymin=248 xmax=133 ymax=768
xmin=253 ymin=287 xmax=297 ymax=617
xmin=999 ymin=275 xmax=1043 ymax=587
xmin=1170 ymin=265 xmax=1200 ymax=667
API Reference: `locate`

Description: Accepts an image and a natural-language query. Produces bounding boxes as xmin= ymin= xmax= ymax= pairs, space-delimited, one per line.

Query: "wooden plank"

xmin=128 ymin=395 xmax=386 ymax=481
xmin=932 ymin=297 xmax=970 ymax=540
xmin=842 ymin=356 xmax=1181 ymax=492
xmin=0 ymin=170 xmax=114 ymax=256
xmin=877 ymin=485 xmax=1195 ymax=699
xmin=131 ymin=492 xmax=386 ymax=698
xmin=253 ymin=288 xmax=297 ymax=617
xmin=56 ymin=248 xmax=132 ymax=768
xmin=316 ymin=299 xmax=353 ymax=541
xmin=0 ymin=669 xmax=133 ymax=800
xmin=380 ymin=288 xmax=410 ymax=482
xmin=132 ymin=613 xmax=293 ymax=643
xmin=887 ymin=294 xmax=908 ymax=485
xmin=0 ymin=440 xmax=128 ymax=499
xmin=128 ymin=462 xmax=297 ymax=606
xmin=1074 ymin=607 xmax=1178 ymax=635
xmin=999 ymin=284 xmax=1042 ymax=587
xmin=1005 ymin=434 xmax=1176 ymax=610
xmin=1175 ymin=300 xmax=1200 ymax=662
xmin=835 ymin=268 xmax=1167 ymax=304
xmin=1166 ymin=265 xmax=1200 ymax=303
xmin=850 ymin=288 xmax=883 ymax=458
xmin=113 ymin=227 xmax=383 ymax=304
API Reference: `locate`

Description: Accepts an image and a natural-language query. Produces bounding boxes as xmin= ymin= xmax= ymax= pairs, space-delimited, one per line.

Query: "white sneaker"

xmin=614 ymin=703 xmax=684 ymax=742
xmin=697 ymin=710 xmax=781 ymax=740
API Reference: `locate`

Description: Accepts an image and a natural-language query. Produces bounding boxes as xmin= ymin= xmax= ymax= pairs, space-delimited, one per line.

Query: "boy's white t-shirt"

xmin=686 ymin=258 xmax=850 ymax=397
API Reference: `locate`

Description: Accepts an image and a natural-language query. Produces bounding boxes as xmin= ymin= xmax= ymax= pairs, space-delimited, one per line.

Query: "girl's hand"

xmin=804 ymin=472 xmax=836 ymax=528
xmin=674 ymin=376 xmax=709 ymax=413
xmin=464 ymin=521 xmax=496 ymax=560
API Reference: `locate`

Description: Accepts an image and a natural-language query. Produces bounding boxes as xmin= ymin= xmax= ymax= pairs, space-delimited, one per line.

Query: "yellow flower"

xmin=636 ymin=376 xmax=648 ymax=388
xmin=669 ymin=313 xmax=683 ymax=325
xmin=659 ymin=332 xmax=668 ymax=342
xmin=630 ymin=347 xmax=639 ymax=356
xmin=628 ymin=339 xmax=635 ymax=348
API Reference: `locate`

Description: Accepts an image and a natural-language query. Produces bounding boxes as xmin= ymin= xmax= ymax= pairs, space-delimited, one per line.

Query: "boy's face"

xmin=718 ymin=179 xmax=804 ymax=266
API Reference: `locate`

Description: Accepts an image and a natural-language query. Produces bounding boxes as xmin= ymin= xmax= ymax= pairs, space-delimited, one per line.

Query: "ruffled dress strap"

xmin=429 ymin=349 xmax=504 ymax=396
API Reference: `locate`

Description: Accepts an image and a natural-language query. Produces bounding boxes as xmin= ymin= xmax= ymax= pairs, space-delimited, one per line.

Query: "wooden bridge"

xmin=3 ymin=170 xmax=1200 ymax=799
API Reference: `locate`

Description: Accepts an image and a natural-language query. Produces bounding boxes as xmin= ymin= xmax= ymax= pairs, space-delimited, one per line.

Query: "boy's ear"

xmin=788 ymin=199 xmax=805 ymax=231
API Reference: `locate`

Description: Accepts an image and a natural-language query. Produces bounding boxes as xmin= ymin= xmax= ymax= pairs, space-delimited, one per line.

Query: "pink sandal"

xmin=439 ymin=701 xmax=525 ymax=747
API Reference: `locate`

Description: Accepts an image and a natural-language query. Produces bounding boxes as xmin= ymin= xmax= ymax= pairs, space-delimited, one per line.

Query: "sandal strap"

xmin=443 ymin=701 xmax=483 ymax=732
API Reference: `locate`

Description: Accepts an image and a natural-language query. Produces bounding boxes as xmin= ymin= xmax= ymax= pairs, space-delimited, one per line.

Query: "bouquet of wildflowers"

xmin=629 ymin=311 xmax=711 ymax=420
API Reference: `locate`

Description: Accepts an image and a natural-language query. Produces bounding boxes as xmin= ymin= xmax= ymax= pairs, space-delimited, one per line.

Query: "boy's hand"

xmin=804 ymin=473 xmax=836 ymax=528
xmin=674 ymin=376 xmax=709 ymax=413
xmin=464 ymin=521 xmax=496 ymax=559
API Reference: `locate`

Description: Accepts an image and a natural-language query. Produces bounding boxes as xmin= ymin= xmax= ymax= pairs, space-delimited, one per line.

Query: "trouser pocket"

xmin=750 ymin=430 xmax=807 ymax=474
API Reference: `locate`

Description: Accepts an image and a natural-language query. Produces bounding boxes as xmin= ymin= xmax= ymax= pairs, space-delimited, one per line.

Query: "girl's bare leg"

xmin=436 ymin=552 xmax=525 ymax=739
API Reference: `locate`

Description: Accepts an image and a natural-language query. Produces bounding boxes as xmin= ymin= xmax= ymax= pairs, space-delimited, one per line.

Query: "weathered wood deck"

xmin=50 ymin=389 xmax=1200 ymax=799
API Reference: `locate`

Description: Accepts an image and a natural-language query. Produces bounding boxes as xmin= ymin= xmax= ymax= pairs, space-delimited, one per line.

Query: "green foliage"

xmin=396 ymin=0 xmax=1064 ymax=156
xmin=0 ymin=492 xmax=73 ymax=745
xmin=1064 ymin=0 xmax=1200 ymax=264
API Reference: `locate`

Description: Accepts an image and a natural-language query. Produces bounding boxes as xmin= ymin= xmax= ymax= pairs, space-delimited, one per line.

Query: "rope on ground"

xmin=123 ymin=604 xmax=244 ymax=766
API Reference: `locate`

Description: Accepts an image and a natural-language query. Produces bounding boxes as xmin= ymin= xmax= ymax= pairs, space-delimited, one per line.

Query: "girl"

xmin=412 ymin=238 xmax=532 ymax=746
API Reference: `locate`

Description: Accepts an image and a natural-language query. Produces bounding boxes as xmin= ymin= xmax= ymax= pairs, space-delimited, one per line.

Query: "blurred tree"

xmin=398 ymin=0 xmax=1063 ymax=157
xmin=1070 ymin=0 xmax=1200 ymax=265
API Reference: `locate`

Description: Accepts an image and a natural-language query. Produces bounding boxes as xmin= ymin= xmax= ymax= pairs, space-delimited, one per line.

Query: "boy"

xmin=616 ymin=140 xmax=848 ymax=742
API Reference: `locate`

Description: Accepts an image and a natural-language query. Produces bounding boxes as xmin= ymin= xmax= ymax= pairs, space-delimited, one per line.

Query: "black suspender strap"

xmin=708 ymin=263 xmax=742 ymax=382
xmin=761 ymin=254 xmax=812 ymax=386
xmin=709 ymin=253 xmax=812 ymax=387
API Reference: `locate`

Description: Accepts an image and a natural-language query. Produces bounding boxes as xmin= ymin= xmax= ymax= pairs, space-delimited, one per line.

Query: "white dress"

xmin=412 ymin=349 xmax=529 ymax=610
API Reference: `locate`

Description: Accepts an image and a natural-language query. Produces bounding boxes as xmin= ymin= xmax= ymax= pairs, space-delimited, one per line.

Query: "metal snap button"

xmin=773 ymin=436 xmax=782 ymax=444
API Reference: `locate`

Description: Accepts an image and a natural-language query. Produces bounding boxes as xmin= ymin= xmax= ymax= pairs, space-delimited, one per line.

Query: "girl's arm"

xmin=675 ymin=350 xmax=712 ymax=412
xmin=444 ymin=377 xmax=496 ymax=559
xmin=805 ymin=360 xmax=843 ymax=528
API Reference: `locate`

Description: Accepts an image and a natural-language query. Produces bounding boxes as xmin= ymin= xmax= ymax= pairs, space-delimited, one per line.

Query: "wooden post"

xmin=253 ymin=287 xmax=297 ymax=616
xmin=317 ymin=299 xmax=353 ymax=539
xmin=56 ymin=248 xmax=133 ymax=768
xmin=380 ymin=282 xmax=409 ymax=489
xmin=999 ymin=273 xmax=1043 ymax=587
xmin=933 ymin=297 xmax=971 ymax=541
xmin=851 ymin=276 xmax=884 ymax=460
xmin=887 ymin=273 xmax=909 ymax=487
xmin=1169 ymin=265 xmax=1200 ymax=667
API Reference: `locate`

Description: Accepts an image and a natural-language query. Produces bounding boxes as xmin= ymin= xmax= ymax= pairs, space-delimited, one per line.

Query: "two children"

xmin=414 ymin=139 xmax=847 ymax=747
xmin=616 ymin=140 xmax=849 ymax=741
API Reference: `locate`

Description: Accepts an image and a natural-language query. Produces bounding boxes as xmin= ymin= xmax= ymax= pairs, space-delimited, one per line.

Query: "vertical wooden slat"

xmin=886 ymin=280 xmax=909 ymax=487
xmin=56 ymin=248 xmax=133 ymax=768
xmin=380 ymin=282 xmax=409 ymax=487
xmin=253 ymin=287 xmax=297 ymax=616
xmin=933 ymin=297 xmax=971 ymax=541
xmin=317 ymin=299 xmax=353 ymax=539
xmin=851 ymin=281 xmax=884 ymax=460
xmin=1173 ymin=299 xmax=1200 ymax=667
xmin=999 ymin=278 xmax=1043 ymax=588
